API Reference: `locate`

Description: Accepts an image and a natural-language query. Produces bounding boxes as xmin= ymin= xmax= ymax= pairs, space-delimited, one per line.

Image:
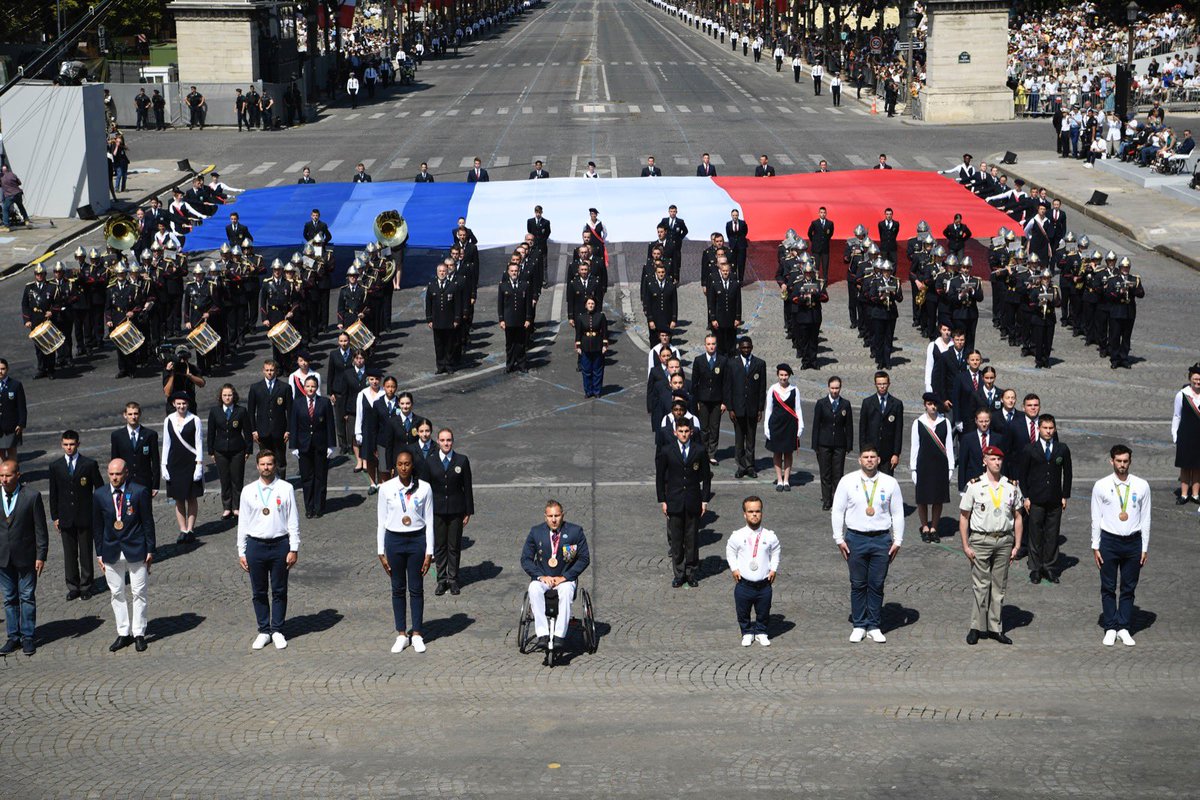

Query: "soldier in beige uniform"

xmin=958 ymin=445 xmax=1023 ymax=645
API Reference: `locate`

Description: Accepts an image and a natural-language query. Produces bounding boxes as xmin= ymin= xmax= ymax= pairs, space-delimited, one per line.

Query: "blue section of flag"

xmin=182 ymin=181 xmax=476 ymax=252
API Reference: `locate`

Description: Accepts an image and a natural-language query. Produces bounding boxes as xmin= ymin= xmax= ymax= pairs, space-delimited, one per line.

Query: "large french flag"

xmin=183 ymin=172 xmax=1015 ymax=253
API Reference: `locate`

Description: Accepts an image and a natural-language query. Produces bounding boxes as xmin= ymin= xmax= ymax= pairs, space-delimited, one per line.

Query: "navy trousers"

xmin=247 ymin=536 xmax=290 ymax=634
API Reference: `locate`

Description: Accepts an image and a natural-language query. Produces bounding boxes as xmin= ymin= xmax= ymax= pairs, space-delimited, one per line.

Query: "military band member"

xmin=1055 ymin=232 xmax=1080 ymax=327
xmin=48 ymin=263 xmax=76 ymax=368
xmin=865 ymin=260 xmax=902 ymax=369
xmin=1087 ymin=250 xmax=1116 ymax=355
xmin=1105 ymin=257 xmax=1143 ymax=369
xmin=21 ymin=265 xmax=57 ymax=379
xmin=104 ymin=265 xmax=145 ymax=379
xmin=1025 ymin=269 xmax=1060 ymax=368
xmin=959 ymin=446 xmax=1023 ymax=645
xmin=259 ymin=260 xmax=297 ymax=366
xmin=786 ymin=261 xmax=827 ymax=370
xmin=946 ymin=256 xmax=983 ymax=353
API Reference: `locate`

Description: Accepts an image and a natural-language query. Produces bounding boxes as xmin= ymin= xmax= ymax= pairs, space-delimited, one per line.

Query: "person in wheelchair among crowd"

xmin=521 ymin=499 xmax=590 ymax=650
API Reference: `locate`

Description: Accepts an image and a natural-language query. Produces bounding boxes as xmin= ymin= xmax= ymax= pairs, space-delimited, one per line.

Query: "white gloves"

xmin=193 ymin=463 xmax=204 ymax=482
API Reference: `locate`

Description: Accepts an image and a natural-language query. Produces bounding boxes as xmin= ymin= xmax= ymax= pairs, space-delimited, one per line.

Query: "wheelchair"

xmin=516 ymin=584 xmax=598 ymax=667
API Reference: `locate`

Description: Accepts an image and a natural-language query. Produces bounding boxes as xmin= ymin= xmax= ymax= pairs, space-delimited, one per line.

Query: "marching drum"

xmin=109 ymin=320 xmax=145 ymax=355
xmin=28 ymin=321 xmax=66 ymax=355
xmin=268 ymin=320 xmax=302 ymax=354
xmin=186 ymin=321 xmax=222 ymax=355
xmin=345 ymin=320 xmax=376 ymax=352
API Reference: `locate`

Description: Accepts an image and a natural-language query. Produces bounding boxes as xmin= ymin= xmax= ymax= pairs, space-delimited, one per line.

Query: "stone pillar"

xmin=168 ymin=0 xmax=264 ymax=84
xmin=919 ymin=0 xmax=1014 ymax=123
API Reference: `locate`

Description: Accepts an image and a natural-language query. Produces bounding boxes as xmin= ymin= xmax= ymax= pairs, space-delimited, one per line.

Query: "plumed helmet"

xmin=192 ymin=264 xmax=204 ymax=274
xmin=933 ymin=244 xmax=947 ymax=258
xmin=365 ymin=242 xmax=378 ymax=253
xmin=1028 ymin=253 xmax=1041 ymax=264
xmin=74 ymin=246 xmax=86 ymax=258
xmin=270 ymin=258 xmax=284 ymax=270
xmin=347 ymin=264 xmax=359 ymax=276
xmin=1090 ymin=249 xmax=1103 ymax=261
xmin=1063 ymin=231 xmax=1076 ymax=244
xmin=242 ymin=238 xmax=254 ymax=249
xmin=1104 ymin=250 xmax=1117 ymax=262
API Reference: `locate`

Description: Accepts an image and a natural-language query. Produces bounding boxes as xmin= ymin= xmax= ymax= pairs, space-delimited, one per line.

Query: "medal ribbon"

xmin=1116 ymin=481 xmax=1131 ymax=515
xmin=257 ymin=480 xmax=275 ymax=513
xmin=113 ymin=489 xmax=126 ymax=523
xmin=550 ymin=530 xmax=561 ymax=559
xmin=986 ymin=483 xmax=1005 ymax=511
xmin=749 ymin=529 xmax=763 ymax=559
xmin=861 ymin=478 xmax=878 ymax=510
xmin=1 ymin=488 xmax=17 ymax=518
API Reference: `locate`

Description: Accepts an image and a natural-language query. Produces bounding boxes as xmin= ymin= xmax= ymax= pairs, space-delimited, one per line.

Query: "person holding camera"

xmin=162 ymin=346 xmax=206 ymax=416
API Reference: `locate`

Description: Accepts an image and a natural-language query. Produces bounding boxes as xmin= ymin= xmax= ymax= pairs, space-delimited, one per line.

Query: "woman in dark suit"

xmin=206 ymin=384 xmax=251 ymax=520
xmin=109 ymin=133 xmax=130 ymax=193
xmin=573 ymin=297 xmax=608 ymax=398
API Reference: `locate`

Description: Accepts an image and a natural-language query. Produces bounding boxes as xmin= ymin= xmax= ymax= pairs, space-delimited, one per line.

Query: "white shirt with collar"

xmin=236 ymin=477 xmax=300 ymax=557
xmin=726 ymin=524 xmax=780 ymax=581
xmin=288 ymin=369 xmax=320 ymax=398
xmin=831 ymin=469 xmax=904 ymax=545
xmin=924 ymin=337 xmax=953 ymax=392
xmin=646 ymin=343 xmax=682 ymax=375
xmin=1090 ymin=473 xmax=1151 ymax=552
xmin=376 ymin=477 xmax=434 ymax=555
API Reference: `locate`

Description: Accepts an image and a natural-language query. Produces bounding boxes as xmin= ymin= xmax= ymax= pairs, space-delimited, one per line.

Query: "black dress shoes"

xmin=449 ymin=583 xmax=461 ymax=596
xmin=687 ymin=578 xmax=699 ymax=588
xmin=1043 ymin=572 xmax=1060 ymax=584
xmin=535 ymin=635 xmax=549 ymax=649
xmin=1177 ymin=495 xmax=1191 ymax=505
xmin=66 ymin=589 xmax=81 ymax=601
xmin=966 ymin=629 xmax=980 ymax=645
xmin=991 ymin=632 xmax=1013 ymax=645
xmin=1029 ymin=572 xmax=1041 ymax=584
xmin=734 ymin=469 xmax=746 ymax=479
xmin=80 ymin=591 xmax=92 ymax=600
xmin=0 ymin=638 xmax=20 ymax=655
xmin=434 ymin=582 xmax=448 ymax=596
xmin=551 ymin=636 xmax=566 ymax=648
xmin=134 ymin=636 xmax=147 ymax=652
xmin=671 ymin=578 xmax=684 ymax=588
xmin=110 ymin=635 xmax=134 ymax=652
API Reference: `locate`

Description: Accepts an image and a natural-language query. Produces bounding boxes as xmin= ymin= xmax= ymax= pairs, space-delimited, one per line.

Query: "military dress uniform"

xmin=1025 ymin=277 xmax=1061 ymax=368
xmin=1104 ymin=267 xmax=1143 ymax=368
xmin=864 ymin=268 xmax=902 ymax=369
xmin=786 ymin=269 xmax=827 ymax=370
xmin=959 ymin=460 xmax=1024 ymax=642
xmin=260 ymin=273 xmax=297 ymax=366
xmin=184 ymin=270 xmax=217 ymax=372
xmin=497 ymin=275 xmax=535 ymax=373
xmin=105 ymin=276 xmax=144 ymax=377
xmin=425 ymin=274 xmax=461 ymax=374
xmin=21 ymin=273 xmax=57 ymax=377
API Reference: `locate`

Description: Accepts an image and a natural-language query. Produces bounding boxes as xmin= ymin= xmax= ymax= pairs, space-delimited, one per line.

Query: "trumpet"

xmin=1036 ymin=286 xmax=1057 ymax=317
xmin=878 ymin=276 xmax=900 ymax=309
xmin=958 ymin=277 xmax=981 ymax=303
xmin=1117 ymin=273 xmax=1140 ymax=303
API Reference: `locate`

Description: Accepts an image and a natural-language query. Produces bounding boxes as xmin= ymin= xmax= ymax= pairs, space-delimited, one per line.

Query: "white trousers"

xmin=104 ymin=554 xmax=149 ymax=636
xmin=527 ymin=580 xmax=574 ymax=638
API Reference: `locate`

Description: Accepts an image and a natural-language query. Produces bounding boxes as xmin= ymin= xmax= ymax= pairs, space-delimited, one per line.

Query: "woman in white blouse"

xmin=163 ymin=392 xmax=205 ymax=544
xmin=763 ymin=365 xmax=803 ymax=492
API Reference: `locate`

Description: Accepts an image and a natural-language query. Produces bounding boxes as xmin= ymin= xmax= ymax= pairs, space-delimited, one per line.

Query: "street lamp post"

xmin=1117 ymin=1 xmax=1139 ymax=121
xmin=904 ymin=5 xmax=918 ymax=116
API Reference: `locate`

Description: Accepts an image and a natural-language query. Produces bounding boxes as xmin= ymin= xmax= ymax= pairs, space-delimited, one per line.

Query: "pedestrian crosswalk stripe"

xmin=628 ymin=104 xmax=639 ymax=113
xmin=652 ymin=104 xmax=665 ymax=112
xmin=421 ymin=109 xmax=436 ymax=117
xmin=846 ymin=154 xmax=868 ymax=166
xmin=493 ymin=156 xmax=511 ymax=168
xmin=739 ymin=154 xmax=756 ymax=165
xmin=548 ymin=106 xmax=559 ymax=114
xmin=775 ymin=105 xmax=792 ymax=114
xmin=522 ymin=106 xmax=533 ymax=114
xmin=389 ymin=158 xmax=410 ymax=170
xmin=446 ymin=109 xmax=459 ymax=116
xmin=673 ymin=156 xmax=690 ymax=166
xmin=459 ymin=157 xmax=476 ymax=168
xmin=248 ymin=162 xmax=275 ymax=175
xmin=345 ymin=113 xmax=360 ymax=120
xmin=807 ymin=154 xmax=825 ymax=165
xmin=361 ymin=159 xmax=376 ymax=170
xmin=914 ymin=156 xmax=938 ymax=169
xmin=498 ymin=107 xmax=509 ymax=114
xmin=283 ymin=161 xmax=306 ymax=173
xmin=222 ymin=164 xmax=243 ymax=174
xmin=709 ymin=154 xmax=725 ymax=165
xmin=677 ymin=105 xmax=691 ymax=113
xmin=777 ymin=154 xmax=794 ymax=166
xmin=751 ymin=105 xmax=764 ymax=113
xmin=802 ymin=106 xmax=817 ymax=114
xmin=450 ymin=65 xmax=461 ymax=69
xmin=266 ymin=178 xmax=284 ymax=187
xmin=829 ymin=108 xmax=844 ymax=115
xmin=426 ymin=157 xmax=443 ymax=169
xmin=319 ymin=160 xmax=343 ymax=172
xmin=701 ymin=104 xmax=713 ymax=112
xmin=471 ymin=108 xmax=483 ymax=115
xmin=396 ymin=111 xmax=410 ymax=118
xmin=370 ymin=112 xmax=385 ymax=119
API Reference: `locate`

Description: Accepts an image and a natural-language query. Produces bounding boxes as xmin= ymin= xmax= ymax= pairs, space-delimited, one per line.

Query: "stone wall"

xmin=921 ymin=0 xmax=1013 ymax=123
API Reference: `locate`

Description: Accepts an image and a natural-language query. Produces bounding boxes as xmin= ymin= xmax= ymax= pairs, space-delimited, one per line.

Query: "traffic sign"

xmin=869 ymin=36 xmax=882 ymax=54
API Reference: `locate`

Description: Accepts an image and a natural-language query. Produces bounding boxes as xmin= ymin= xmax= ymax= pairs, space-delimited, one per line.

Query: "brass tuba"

xmin=104 ymin=214 xmax=138 ymax=251
xmin=374 ymin=210 xmax=409 ymax=248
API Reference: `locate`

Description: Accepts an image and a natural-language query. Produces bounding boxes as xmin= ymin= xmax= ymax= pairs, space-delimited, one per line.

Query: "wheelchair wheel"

xmin=517 ymin=595 xmax=533 ymax=654
xmin=579 ymin=587 xmax=598 ymax=654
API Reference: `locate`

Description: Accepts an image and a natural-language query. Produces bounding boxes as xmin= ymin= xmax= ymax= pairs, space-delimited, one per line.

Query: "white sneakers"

xmin=251 ymin=633 xmax=271 ymax=650
xmin=866 ymin=629 xmax=887 ymax=643
xmin=849 ymin=627 xmax=866 ymax=643
xmin=741 ymin=634 xmax=753 ymax=647
xmin=392 ymin=634 xmax=428 ymax=653
xmin=1117 ymin=629 xmax=1136 ymax=647
xmin=755 ymin=634 xmax=771 ymax=647
xmin=271 ymin=632 xmax=287 ymax=650
xmin=1102 ymin=630 xmax=1117 ymax=646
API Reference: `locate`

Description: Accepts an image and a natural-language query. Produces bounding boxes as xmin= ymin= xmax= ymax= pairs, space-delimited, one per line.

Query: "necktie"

xmin=550 ymin=530 xmax=560 ymax=559
xmin=1029 ymin=418 xmax=1036 ymax=442
xmin=981 ymin=432 xmax=987 ymax=450
xmin=357 ymin=369 xmax=363 ymax=382
xmin=130 ymin=429 xmax=137 ymax=449
xmin=68 ymin=457 xmax=75 ymax=476
xmin=308 ymin=399 xmax=315 ymax=419
xmin=709 ymin=356 xmax=715 ymax=370
xmin=1045 ymin=442 xmax=1053 ymax=462
xmin=442 ymin=455 xmax=450 ymax=471
xmin=880 ymin=396 xmax=886 ymax=412
xmin=267 ymin=380 xmax=275 ymax=393
xmin=972 ymin=373 xmax=979 ymax=391
xmin=225 ymin=406 xmax=232 ymax=421
xmin=744 ymin=358 xmax=751 ymax=373
xmin=681 ymin=445 xmax=689 ymax=461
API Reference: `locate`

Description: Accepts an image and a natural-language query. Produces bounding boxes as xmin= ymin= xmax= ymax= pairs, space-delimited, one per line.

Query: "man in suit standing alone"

xmin=110 ymin=402 xmax=160 ymax=495
xmin=288 ymin=376 xmax=336 ymax=518
xmin=0 ymin=460 xmax=47 ymax=656
xmin=692 ymin=334 xmax=727 ymax=464
xmin=859 ymin=371 xmax=904 ymax=475
xmin=49 ymin=430 xmax=103 ymax=601
xmin=93 ymin=458 xmax=155 ymax=653
xmin=812 ymin=375 xmax=854 ymax=510
xmin=656 ymin=421 xmax=712 ymax=588
xmin=807 ymin=207 xmax=834 ymax=280
xmin=658 ymin=205 xmax=689 ymax=282
xmin=725 ymin=210 xmax=749 ymax=282
xmin=426 ymin=428 xmax=474 ymax=596
xmin=1016 ymin=414 xmax=1071 ymax=584
xmin=724 ymin=337 xmax=767 ymax=479
xmin=247 ymin=361 xmax=292 ymax=478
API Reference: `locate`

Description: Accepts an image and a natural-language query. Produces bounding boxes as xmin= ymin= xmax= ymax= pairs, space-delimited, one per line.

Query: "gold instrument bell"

xmin=104 ymin=214 xmax=138 ymax=251
xmin=374 ymin=210 xmax=409 ymax=247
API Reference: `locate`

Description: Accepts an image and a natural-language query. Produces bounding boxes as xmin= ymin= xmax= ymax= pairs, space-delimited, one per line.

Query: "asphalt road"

xmin=2 ymin=1 xmax=1199 ymax=797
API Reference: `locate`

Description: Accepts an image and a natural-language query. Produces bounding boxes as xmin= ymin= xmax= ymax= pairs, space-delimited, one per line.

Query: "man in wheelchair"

xmin=521 ymin=499 xmax=590 ymax=649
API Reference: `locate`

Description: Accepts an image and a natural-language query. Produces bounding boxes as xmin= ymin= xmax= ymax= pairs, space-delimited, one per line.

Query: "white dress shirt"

xmin=831 ymin=469 xmax=904 ymax=546
xmin=162 ymin=412 xmax=204 ymax=483
xmin=660 ymin=412 xmax=701 ymax=435
xmin=288 ymin=369 xmax=320 ymax=399
xmin=924 ymin=337 xmax=952 ymax=392
xmin=725 ymin=525 xmax=780 ymax=581
xmin=236 ymin=477 xmax=301 ymax=557
xmin=355 ymin=387 xmax=383 ymax=441
xmin=376 ymin=477 xmax=434 ymax=555
xmin=647 ymin=343 xmax=682 ymax=375
xmin=1090 ymin=473 xmax=1151 ymax=552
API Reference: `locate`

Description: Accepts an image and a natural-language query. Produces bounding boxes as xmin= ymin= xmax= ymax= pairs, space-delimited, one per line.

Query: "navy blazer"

xmin=92 ymin=482 xmax=156 ymax=563
xmin=425 ymin=450 xmax=474 ymax=516
xmin=521 ymin=521 xmax=590 ymax=581
xmin=288 ymin=395 xmax=336 ymax=452
xmin=111 ymin=426 xmax=161 ymax=492
xmin=957 ymin=427 xmax=1010 ymax=491
xmin=0 ymin=487 xmax=48 ymax=570
xmin=0 ymin=378 xmax=28 ymax=433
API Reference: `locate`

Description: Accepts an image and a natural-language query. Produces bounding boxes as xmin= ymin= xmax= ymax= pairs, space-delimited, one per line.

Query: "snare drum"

xmin=267 ymin=320 xmax=302 ymax=354
xmin=186 ymin=321 xmax=222 ymax=355
xmin=345 ymin=319 xmax=376 ymax=352
xmin=109 ymin=320 xmax=145 ymax=355
xmin=28 ymin=321 xmax=66 ymax=355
